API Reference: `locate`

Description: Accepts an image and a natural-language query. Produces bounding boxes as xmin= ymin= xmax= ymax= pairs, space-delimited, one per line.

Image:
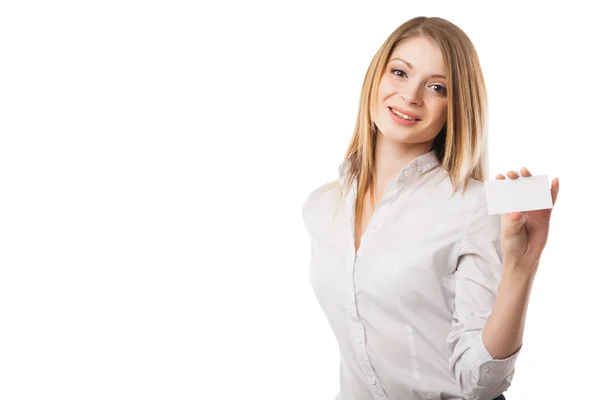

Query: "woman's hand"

xmin=497 ymin=167 xmax=559 ymax=275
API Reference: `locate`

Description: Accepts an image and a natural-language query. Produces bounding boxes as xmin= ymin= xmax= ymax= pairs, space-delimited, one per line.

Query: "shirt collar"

xmin=392 ymin=149 xmax=440 ymax=182
xmin=338 ymin=149 xmax=440 ymax=182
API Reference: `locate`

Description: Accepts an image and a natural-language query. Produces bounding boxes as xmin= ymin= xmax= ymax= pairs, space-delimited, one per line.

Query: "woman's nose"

xmin=401 ymin=85 xmax=422 ymax=105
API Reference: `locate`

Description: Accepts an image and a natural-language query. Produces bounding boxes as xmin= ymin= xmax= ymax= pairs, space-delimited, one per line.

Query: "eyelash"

xmin=391 ymin=68 xmax=447 ymax=95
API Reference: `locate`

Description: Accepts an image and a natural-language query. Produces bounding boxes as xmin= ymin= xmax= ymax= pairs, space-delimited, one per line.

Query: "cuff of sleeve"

xmin=469 ymin=333 xmax=520 ymax=387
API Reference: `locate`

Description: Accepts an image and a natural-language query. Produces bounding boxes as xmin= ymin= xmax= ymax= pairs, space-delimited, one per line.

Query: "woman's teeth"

xmin=390 ymin=108 xmax=417 ymax=121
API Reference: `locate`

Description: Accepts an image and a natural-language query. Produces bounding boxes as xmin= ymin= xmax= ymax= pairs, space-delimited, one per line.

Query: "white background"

xmin=0 ymin=1 xmax=597 ymax=399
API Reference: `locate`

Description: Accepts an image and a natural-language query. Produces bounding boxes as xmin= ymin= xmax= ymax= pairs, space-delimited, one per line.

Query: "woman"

xmin=302 ymin=16 xmax=559 ymax=400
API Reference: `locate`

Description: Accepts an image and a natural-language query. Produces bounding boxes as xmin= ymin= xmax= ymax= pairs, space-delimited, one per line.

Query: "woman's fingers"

xmin=551 ymin=177 xmax=560 ymax=205
xmin=507 ymin=170 xmax=520 ymax=179
xmin=498 ymin=168 xmax=532 ymax=179
xmin=520 ymin=167 xmax=532 ymax=177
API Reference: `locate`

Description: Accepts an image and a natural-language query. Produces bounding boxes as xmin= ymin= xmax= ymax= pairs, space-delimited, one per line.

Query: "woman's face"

xmin=373 ymin=36 xmax=449 ymax=147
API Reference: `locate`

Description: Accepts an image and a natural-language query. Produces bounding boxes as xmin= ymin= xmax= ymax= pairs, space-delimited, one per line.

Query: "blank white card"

xmin=484 ymin=175 xmax=553 ymax=215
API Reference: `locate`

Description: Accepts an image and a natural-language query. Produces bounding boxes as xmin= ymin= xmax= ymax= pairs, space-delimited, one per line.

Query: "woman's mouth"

xmin=388 ymin=107 xmax=420 ymax=125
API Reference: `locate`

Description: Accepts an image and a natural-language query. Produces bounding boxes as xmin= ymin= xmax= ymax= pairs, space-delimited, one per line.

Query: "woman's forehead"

xmin=389 ymin=37 xmax=447 ymax=77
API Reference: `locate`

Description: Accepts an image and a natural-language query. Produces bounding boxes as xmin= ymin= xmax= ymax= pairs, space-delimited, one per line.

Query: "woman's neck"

xmin=373 ymin=130 xmax=434 ymax=188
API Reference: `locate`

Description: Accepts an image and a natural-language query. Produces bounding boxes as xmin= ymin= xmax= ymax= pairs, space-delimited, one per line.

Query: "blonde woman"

xmin=302 ymin=16 xmax=559 ymax=400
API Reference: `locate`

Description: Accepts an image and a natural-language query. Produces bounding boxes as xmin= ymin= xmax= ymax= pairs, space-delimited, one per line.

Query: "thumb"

xmin=503 ymin=212 xmax=527 ymax=239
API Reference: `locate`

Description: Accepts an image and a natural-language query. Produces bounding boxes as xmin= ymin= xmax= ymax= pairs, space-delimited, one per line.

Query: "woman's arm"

xmin=447 ymin=166 xmax=558 ymax=400
xmin=482 ymin=265 xmax=534 ymax=359
xmin=447 ymin=197 xmax=519 ymax=400
xmin=483 ymin=168 xmax=559 ymax=359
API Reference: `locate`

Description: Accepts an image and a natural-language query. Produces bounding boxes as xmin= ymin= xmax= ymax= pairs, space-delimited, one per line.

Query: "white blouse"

xmin=302 ymin=150 xmax=520 ymax=400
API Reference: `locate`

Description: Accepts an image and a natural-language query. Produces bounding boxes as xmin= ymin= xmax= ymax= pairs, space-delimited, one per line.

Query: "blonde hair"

xmin=339 ymin=16 xmax=489 ymax=221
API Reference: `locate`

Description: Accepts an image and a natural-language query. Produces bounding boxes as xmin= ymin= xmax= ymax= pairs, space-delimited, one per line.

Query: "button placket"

xmin=346 ymin=196 xmax=386 ymax=400
xmin=333 ymin=152 xmax=443 ymax=400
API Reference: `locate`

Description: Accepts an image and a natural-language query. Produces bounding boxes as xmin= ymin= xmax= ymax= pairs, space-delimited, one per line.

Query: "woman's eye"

xmin=431 ymin=84 xmax=447 ymax=95
xmin=391 ymin=68 xmax=407 ymax=78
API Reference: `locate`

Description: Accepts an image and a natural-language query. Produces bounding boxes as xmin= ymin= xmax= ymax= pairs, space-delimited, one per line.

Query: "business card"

xmin=484 ymin=174 xmax=553 ymax=215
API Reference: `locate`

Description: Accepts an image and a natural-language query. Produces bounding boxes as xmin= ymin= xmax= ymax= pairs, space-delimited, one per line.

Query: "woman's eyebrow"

xmin=390 ymin=57 xmax=447 ymax=80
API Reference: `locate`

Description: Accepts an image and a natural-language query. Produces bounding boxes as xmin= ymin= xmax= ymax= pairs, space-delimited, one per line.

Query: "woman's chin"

xmin=380 ymin=130 xmax=427 ymax=144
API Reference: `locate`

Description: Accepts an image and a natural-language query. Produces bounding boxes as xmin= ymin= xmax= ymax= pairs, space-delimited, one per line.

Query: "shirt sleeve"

xmin=447 ymin=190 xmax=521 ymax=400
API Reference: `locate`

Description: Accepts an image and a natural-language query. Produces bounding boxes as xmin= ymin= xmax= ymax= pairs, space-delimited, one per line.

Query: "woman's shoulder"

xmin=461 ymin=177 xmax=501 ymax=242
xmin=449 ymin=177 xmax=490 ymax=218
xmin=301 ymin=179 xmax=343 ymax=230
xmin=431 ymin=169 xmax=486 ymax=203
xmin=463 ymin=177 xmax=486 ymax=198
xmin=433 ymin=172 xmax=493 ymax=221
xmin=302 ymin=179 xmax=341 ymax=215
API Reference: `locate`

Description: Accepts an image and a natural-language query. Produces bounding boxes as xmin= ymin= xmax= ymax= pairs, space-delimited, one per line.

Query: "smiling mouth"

xmin=388 ymin=107 xmax=420 ymax=121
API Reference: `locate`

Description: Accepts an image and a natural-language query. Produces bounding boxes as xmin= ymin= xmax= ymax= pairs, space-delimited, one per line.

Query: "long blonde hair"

xmin=339 ymin=16 xmax=489 ymax=221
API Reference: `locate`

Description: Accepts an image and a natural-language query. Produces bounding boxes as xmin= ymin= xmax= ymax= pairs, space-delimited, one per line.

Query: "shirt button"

xmin=467 ymin=393 xmax=475 ymax=399
xmin=356 ymin=338 xmax=363 ymax=344
xmin=483 ymin=366 xmax=490 ymax=373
